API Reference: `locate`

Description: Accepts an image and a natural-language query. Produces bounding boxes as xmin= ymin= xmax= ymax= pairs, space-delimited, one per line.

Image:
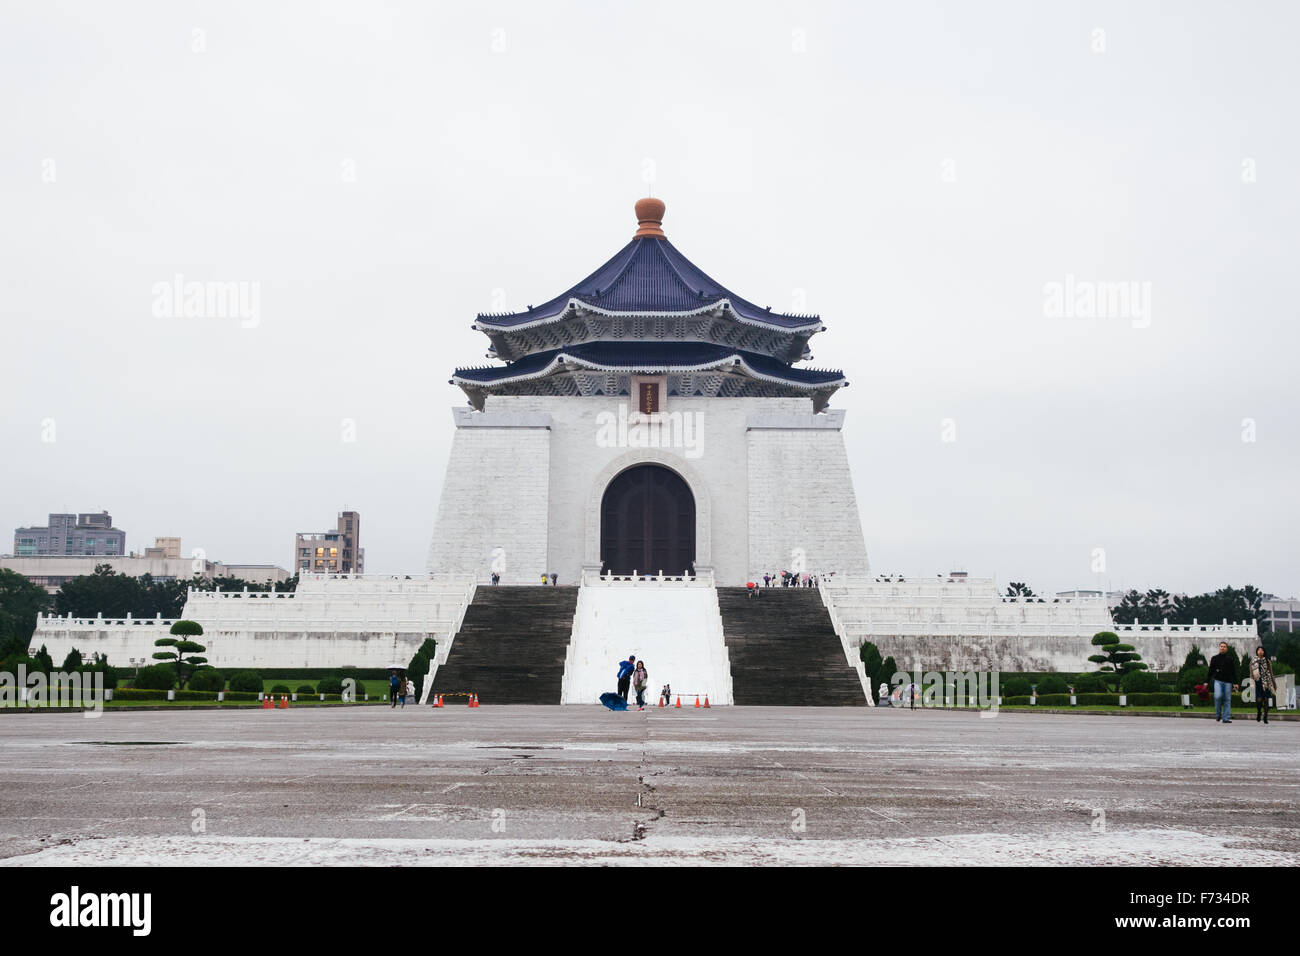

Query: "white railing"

xmin=295 ymin=571 xmax=438 ymax=583
xmin=819 ymin=596 xmax=1110 ymax=610
xmin=819 ymin=580 xmax=874 ymax=706
xmin=835 ymin=620 xmax=1256 ymax=640
xmin=580 ymin=568 xmax=715 ymax=588
xmin=187 ymin=590 xmax=299 ymax=601
xmin=40 ymin=616 xmax=461 ymax=631
xmin=421 ymin=577 xmax=478 ymax=700
xmin=1113 ymin=621 xmax=1256 ymax=635
xmin=38 ymin=612 xmax=179 ymax=629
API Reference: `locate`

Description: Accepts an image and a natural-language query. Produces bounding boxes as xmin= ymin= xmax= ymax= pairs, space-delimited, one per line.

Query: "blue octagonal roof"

xmin=475 ymin=235 xmax=820 ymax=331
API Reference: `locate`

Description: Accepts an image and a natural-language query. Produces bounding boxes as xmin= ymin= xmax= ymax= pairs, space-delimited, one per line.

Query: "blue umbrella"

xmin=599 ymin=692 xmax=628 ymax=711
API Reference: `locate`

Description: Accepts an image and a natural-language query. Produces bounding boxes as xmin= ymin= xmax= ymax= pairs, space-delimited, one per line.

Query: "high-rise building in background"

xmin=1263 ymin=594 xmax=1299 ymax=633
xmin=13 ymin=512 xmax=126 ymax=557
xmin=143 ymin=536 xmax=182 ymax=559
xmin=295 ymin=511 xmax=363 ymax=574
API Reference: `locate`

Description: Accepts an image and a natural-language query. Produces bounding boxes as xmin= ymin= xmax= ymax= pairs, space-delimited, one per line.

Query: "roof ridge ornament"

xmin=633 ymin=197 xmax=666 ymax=239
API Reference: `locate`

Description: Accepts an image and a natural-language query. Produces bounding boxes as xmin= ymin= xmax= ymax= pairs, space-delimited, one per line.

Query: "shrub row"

xmin=109 ymin=688 xmax=266 ymax=702
xmin=1000 ymin=692 xmax=1245 ymax=708
xmin=105 ymin=688 xmax=168 ymax=701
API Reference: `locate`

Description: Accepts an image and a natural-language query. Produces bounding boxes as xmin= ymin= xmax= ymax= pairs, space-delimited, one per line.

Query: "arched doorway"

xmin=600 ymin=464 xmax=696 ymax=576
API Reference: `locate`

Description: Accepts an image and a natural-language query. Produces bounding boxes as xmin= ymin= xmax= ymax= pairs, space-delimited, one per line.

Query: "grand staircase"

xmin=430 ymin=586 xmax=579 ymax=704
xmin=716 ymin=587 xmax=867 ymax=705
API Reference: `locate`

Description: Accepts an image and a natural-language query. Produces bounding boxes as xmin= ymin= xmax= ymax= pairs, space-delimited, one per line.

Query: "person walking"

xmin=616 ymin=655 xmax=636 ymax=703
xmin=633 ymin=661 xmax=649 ymax=711
xmin=389 ymin=671 xmax=400 ymax=709
xmin=397 ymin=677 xmax=408 ymax=709
xmin=1250 ymin=646 xmax=1277 ymax=724
xmin=1207 ymin=641 xmax=1238 ymax=723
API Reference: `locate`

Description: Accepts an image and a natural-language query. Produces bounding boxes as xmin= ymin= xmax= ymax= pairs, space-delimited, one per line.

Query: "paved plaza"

xmin=1 ymin=706 xmax=1296 ymax=865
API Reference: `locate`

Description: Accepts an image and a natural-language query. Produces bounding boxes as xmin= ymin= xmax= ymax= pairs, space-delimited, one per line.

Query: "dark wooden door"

xmin=600 ymin=465 xmax=695 ymax=576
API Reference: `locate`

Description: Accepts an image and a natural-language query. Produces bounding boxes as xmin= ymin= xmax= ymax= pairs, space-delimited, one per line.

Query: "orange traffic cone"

xmin=261 ymin=695 xmax=272 ymax=709
xmin=675 ymin=696 xmax=682 ymax=708
xmin=694 ymin=695 xmax=700 ymax=708
xmin=704 ymin=696 xmax=710 ymax=708
xmin=278 ymin=695 xmax=288 ymax=709
xmin=435 ymin=694 xmax=443 ymax=708
xmin=658 ymin=696 xmax=664 ymax=708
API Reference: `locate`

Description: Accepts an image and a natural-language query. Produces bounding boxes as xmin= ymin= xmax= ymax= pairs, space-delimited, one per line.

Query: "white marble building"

xmin=428 ymin=397 xmax=869 ymax=587
xmin=27 ymin=198 xmax=1263 ymax=690
xmin=428 ymin=198 xmax=870 ymax=588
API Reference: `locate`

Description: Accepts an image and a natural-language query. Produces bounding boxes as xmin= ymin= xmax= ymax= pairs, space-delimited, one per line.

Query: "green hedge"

xmin=245 ymin=668 xmax=392 ymax=680
xmin=223 ymin=691 xmax=260 ymax=701
xmin=172 ymin=690 xmax=218 ymax=701
xmin=1001 ymin=692 xmax=1245 ymax=708
xmin=110 ymin=688 xmax=168 ymax=701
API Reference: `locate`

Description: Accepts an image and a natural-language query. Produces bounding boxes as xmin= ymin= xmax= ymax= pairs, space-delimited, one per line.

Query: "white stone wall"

xmin=427 ymin=408 xmax=551 ymax=584
xmin=821 ymin=576 xmax=1259 ymax=673
xmin=427 ymin=395 xmax=871 ymax=587
xmin=32 ymin=575 xmax=475 ymax=671
xmin=747 ymin=409 xmax=870 ymax=580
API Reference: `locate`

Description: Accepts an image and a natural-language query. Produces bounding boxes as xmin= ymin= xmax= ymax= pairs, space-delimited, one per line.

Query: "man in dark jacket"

xmin=1206 ymin=642 xmax=1239 ymax=723
xmin=616 ymin=655 xmax=636 ymax=703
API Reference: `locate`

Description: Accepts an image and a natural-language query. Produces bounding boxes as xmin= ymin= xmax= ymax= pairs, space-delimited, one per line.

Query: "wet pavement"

xmin=1 ymin=704 xmax=1296 ymax=865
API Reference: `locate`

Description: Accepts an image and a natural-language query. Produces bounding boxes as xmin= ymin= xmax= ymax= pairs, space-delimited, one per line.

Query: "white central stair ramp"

xmin=561 ymin=570 xmax=733 ymax=705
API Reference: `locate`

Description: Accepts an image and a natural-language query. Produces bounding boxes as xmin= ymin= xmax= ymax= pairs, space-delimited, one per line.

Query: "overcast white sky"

xmin=2 ymin=0 xmax=1296 ymax=599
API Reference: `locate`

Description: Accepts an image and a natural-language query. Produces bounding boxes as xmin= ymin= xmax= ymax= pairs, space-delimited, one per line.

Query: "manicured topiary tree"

xmin=880 ymin=656 xmax=899 ymax=698
xmin=187 ymin=668 xmax=225 ymax=692
xmin=1088 ymin=631 xmax=1146 ymax=693
xmin=1120 ymin=670 xmax=1160 ymax=693
xmin=1002 ymin=676 xmax=1032 ymax=697
xmin=1038 ymin=674 xmax=1068 ymax=695
xmin=296 ymin=684 xmax=315 ymax=696
xmin=408 ymin=638 xmax=437 ymax=702
xmin=1072 ymin=672 xmax=1107 ymax=693
xmin=317 ymin=675 xmax=344 ymax=696
xmin=859 ymin=642 xmax=883 ymax=702
xmin=228 ymin=670 xmax=263 ymax=693
xmin=134 ymin=663 xmax=177 ymax=691
xmin=153 ymin=621 xmax=208 ymax=689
